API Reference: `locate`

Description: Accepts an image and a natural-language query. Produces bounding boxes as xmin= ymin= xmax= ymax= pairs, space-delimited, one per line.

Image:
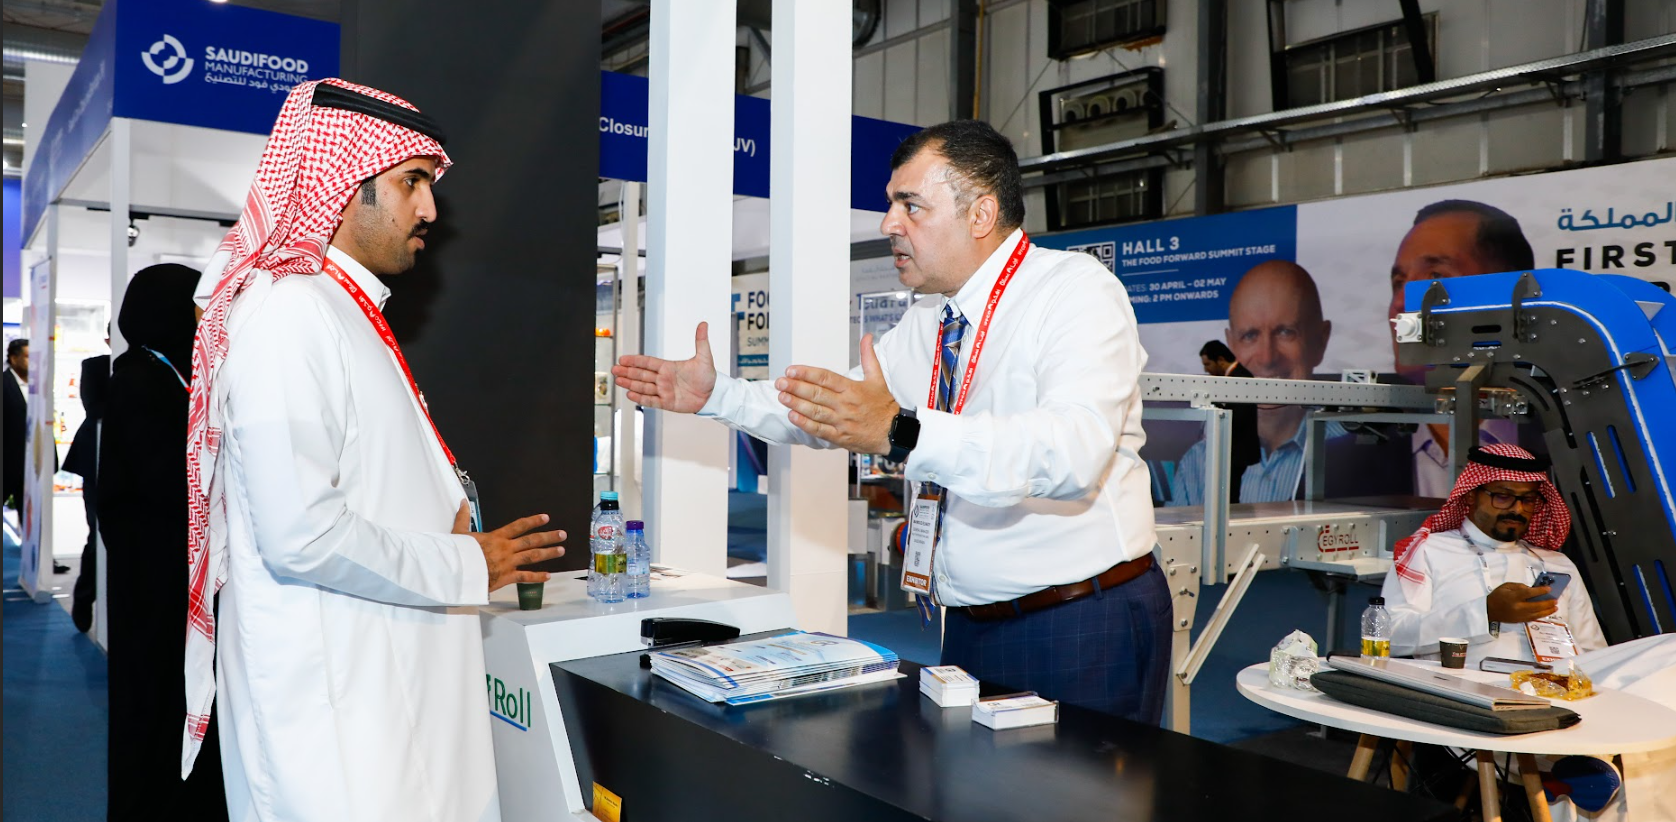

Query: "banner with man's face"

xmin=1034 ymin=157 xmax=1675 ymax=505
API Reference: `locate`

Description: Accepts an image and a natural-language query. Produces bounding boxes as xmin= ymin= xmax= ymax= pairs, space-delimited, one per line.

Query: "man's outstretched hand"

xmin=775 ymin=333 xmax=899 ymax=454
xmin=611 ymin=322 xmax=717 ymax=414
xmin=454 ymin=502 xmax=567 ymax=593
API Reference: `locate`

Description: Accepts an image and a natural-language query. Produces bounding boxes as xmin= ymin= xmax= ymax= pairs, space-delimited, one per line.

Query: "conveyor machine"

xmin=1394 ymin=268 xmax=1676 ymax=642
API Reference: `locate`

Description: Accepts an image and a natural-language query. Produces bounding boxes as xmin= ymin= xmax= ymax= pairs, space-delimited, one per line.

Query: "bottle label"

xmin=595 ymin=524 xmax=616 ymax=540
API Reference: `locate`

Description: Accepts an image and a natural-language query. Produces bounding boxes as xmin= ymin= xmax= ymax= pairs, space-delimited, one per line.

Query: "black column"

xmin=341 ymin=0 xmax=600 ymax=570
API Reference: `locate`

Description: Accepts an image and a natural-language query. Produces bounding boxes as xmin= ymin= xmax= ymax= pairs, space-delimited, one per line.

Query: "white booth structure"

xmin=17 ymin=0 xmax=340 ymax=644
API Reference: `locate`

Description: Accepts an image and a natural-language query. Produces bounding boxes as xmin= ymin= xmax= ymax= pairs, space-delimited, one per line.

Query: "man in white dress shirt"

xmin=1383 ymin=443 xmax=1605 ymax=669
xmin=183 ymin=79 xmax=565 ymax=821
xmin=614 ymin=120 xmax=1170 ymax=723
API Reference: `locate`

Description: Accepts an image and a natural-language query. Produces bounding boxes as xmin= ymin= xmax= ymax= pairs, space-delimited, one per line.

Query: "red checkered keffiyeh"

xmin=1391 ymin=443 xmax=1571 ymax=589
xmin=182 ymin=78 xmax=451 ymax=777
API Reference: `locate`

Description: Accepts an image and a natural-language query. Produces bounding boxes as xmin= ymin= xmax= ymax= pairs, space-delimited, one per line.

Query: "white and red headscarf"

xmin=1392 ymin=443 xmax=1571 ymax=592
xmin=182 ymin=78 xmax=451 ymax=776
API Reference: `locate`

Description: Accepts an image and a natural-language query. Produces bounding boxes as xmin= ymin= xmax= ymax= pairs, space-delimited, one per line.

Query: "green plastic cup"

xmin=516 ymin=582 xmax=545 ymax=610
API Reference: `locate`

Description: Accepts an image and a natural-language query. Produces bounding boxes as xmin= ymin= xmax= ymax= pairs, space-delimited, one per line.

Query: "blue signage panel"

xmin=21 ymin=0 xmax=117 ymax=244
xmin=113 ymin=0 xmax=340 ymax=135
xmin=1035 ymin=206 xmax=1299 ymax=324
xmin=597 ymin=71 xmax=919 ymax=212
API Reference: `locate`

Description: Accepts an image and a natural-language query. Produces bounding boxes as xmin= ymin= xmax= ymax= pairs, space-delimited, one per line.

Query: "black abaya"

xmin=97 ymin=264 xmax=228 ymax=821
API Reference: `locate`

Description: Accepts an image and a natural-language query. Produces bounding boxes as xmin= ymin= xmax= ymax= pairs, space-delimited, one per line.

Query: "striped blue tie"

xmin=935 ymin=306 xmax=968 ymax=412
xmin=917 ymin=305 xmax=968 ymax=626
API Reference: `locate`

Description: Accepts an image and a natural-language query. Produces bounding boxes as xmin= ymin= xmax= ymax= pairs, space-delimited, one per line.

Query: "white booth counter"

xmin=478 ymin=567 xmax=797 ymax=821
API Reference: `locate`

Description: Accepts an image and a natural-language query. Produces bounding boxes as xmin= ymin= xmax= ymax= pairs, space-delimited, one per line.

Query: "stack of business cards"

xmin=972 ymin=692 xmax=1059 ymax=730
xmin=919 ymin=665 xmax=979 ymax=707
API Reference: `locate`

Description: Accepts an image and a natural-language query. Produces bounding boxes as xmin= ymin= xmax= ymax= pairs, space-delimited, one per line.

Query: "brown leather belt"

xmin=953 ymin=554 xmax=1154 ymax=622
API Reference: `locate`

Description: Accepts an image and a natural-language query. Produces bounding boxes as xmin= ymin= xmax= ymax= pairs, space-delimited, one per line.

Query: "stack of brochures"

xmin=919 ymin=665 xmax=979 ymax=707
xmin=972 ymin=692 xmax=1060 ymax=730
xmin=648 ymin=631 xmax=901 ymax=706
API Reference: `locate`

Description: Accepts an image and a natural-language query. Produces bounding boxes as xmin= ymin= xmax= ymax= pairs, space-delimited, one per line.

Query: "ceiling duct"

xmin=4 ymin=24 xmax=88 ymax=67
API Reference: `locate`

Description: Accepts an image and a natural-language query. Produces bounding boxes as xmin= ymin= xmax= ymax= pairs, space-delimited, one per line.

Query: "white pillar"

xmin=766 ymin=0 xmax=853 ymax=635
xmin=95 ymin=117 xmax=133 ymax=649
xmin=643 ymin=0 xmax=734 ymax=579
xmin=615 ymin=181 xmax=643 ymax=519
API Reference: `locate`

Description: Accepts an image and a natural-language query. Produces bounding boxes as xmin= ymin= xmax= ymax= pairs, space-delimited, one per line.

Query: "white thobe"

xmin=212 ymin=246 xmax=499 ymax=822
xmin=699 ymin=229 xmax=1154 ymax=606
xmin=1379 ymin=519 xmax=1607 ymax=669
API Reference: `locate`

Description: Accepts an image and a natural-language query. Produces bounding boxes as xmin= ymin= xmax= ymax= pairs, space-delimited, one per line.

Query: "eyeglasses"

xmin=1485 ymin=491 xmax=1544 ymax=511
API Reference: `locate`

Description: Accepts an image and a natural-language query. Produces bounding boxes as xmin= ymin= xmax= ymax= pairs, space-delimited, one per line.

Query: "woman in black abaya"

xmin=99 ymin=264 xmax=228 ymax=820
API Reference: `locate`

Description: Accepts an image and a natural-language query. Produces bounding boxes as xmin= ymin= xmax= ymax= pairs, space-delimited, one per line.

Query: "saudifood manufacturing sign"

xmin=21 ymin=0 xmax=338 ymax=239
xmin=115 ymin=0 xmax=339 ymax=134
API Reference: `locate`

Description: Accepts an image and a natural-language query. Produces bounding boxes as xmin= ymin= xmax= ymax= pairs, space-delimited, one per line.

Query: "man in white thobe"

xmin=1384 ymin=443 xmax=1606 ymax=669
xmin=183 ymin=80 xmax=565 ymax=822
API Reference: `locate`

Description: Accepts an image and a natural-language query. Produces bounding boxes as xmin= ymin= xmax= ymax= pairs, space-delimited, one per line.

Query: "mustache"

xmin=410 ymin=222 xmax=430 ymax=238
xmin=889 ymin=241 xmax=911 ymax=256
xmin=1497 ymin=515 xmax=1528 ymax=525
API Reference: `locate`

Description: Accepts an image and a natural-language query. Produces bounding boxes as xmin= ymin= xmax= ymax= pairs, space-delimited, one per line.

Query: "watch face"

xmin=891 ymin=412 xmax=920 ymax=449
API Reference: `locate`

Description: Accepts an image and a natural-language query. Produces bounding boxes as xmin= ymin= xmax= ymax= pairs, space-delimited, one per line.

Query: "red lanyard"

xmin=322 ymin=257 xmax=457 ymax=467
xmin=925 ymin=232 xmax=1030 ymax=414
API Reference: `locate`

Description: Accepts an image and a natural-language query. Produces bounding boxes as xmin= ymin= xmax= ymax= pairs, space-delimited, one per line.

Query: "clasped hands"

xmin=610 ymin=322 xmax=900 ymax=455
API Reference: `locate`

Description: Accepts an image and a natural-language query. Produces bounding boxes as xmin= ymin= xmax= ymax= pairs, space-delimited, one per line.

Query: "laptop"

xmin=1325 ymin=654 xmax=1553 ymax=711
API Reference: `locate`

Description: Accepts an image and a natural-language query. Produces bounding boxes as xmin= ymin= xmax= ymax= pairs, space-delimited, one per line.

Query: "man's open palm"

xmin=611 ymin=322 xmax=717 ymax=413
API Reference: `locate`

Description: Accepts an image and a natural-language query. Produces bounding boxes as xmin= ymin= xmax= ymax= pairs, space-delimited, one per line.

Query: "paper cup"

xmin=516 ymin=582 xmax=545 ymax=611
xmin=1439 ymin=637 xmax=1469 ymax=669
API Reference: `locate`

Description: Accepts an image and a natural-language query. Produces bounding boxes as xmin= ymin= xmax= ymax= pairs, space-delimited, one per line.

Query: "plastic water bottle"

xmin=1360 ymin=596 xmax=1392 ymax=659
xmin=625 ymin=520 xmax=650 ymax=599
xmin=591 ymin=492 xmax=625 ymax=603
xmin=593 ymin=493 xmax=613 ymax=597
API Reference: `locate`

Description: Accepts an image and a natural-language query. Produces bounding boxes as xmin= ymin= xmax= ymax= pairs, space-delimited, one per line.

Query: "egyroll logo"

xmin=486 ymin=673 xmax=533 ymax=732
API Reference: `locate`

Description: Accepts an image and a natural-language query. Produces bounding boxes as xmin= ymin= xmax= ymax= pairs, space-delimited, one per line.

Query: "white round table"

xmin=1237 ymin=659 xmax=1676 ymax=822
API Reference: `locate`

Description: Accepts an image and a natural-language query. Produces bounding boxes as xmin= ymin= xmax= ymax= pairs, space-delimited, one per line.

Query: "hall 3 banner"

xmin=1034 ymin=157 xmax=1675 ymax=506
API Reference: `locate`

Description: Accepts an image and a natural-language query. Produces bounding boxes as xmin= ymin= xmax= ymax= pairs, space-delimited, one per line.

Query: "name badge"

xmin=1524 ymin=617 xmax=1579 ymax=663
xmin=900 ymin=490 xmax=941 ymax=596
xmin=457 ymin=468 xmax=484 ymax=533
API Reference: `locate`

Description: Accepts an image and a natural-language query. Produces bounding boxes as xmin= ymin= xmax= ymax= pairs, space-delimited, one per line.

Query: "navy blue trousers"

xmin=941 ymin=562 xmax=1173 ymax=725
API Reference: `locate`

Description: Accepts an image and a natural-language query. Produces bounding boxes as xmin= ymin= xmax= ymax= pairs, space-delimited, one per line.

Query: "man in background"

xmin=1389 ymin=200 xmax=1532 ymax=496
xmin=4 ymin=338 xmax=28 ymax=511
xmin=65 ymin=348 xmax=109 ymax=631
xmin=1195 ymin=340 xmax=1258 ymax=503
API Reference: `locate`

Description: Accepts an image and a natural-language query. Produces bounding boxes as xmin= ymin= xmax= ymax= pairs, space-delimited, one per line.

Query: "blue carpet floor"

xmin=3 ymin=529 xmax=108 ymax=822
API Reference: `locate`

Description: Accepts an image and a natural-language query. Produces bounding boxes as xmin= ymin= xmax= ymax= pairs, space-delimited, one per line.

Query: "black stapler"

xmin=641 ymin=617 xmax=740 ymax=648
xmin=638 ymin=618 xmax=741 ymax=668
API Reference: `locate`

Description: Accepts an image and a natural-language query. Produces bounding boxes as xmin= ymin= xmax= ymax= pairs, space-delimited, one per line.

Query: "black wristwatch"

xmin=886 ymin=407 xmax=920 ymax=463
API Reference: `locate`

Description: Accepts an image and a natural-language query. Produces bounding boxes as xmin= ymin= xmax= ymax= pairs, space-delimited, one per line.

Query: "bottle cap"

xmin=1369 ymin=596 xmax=1386 ymax=606
xmin=626 ymin=520 xmax=644 ymax=530
xmin=600 ymin=491 xmax=620 ymax=501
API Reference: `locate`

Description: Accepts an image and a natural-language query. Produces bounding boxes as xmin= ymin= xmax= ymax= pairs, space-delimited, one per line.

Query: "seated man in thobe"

xmin=1383 ymin=443 xmax=1607 ymax=668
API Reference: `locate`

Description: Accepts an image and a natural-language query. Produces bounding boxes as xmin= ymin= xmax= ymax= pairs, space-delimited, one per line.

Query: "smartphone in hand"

xmin=1528 ymin=571 xmax=1571 ymax=602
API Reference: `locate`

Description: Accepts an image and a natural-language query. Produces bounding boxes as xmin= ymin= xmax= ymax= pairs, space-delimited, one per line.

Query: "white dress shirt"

xmin=212 ymin=245 xmax=499 ymax=822
xmin=1380 ymin=519 xmax=1607 ymax=669
xmin=700 ymin=229 xmax=1155 ymax=606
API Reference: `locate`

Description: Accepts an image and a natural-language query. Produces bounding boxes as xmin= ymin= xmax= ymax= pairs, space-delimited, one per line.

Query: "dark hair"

xmin=359 ymin=177 xmax=378 ymax=205
xmin=890 ymin=120 xmax=1025 ymax=230
xmin=1413 ymin=200 xmax=1535 ymax=272
xmin=1199 ymin=340 xmax=1235 ymax=362
xmin=7 ymin=338 xmax=27 ymax=358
